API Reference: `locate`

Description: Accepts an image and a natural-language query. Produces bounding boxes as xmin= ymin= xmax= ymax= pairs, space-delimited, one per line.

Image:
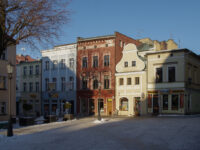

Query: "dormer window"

xmin=124 ymin=62 xmax=128 ymax=67
xmin=132 ymin=61 xmax=136 ymax=67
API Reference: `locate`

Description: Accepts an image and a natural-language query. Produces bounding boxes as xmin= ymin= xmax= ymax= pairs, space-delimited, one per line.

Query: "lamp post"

xmin=7 ymin=63 xmax=13 ymax=137
xmin=98 ymin=82 xmax=101 ymax=121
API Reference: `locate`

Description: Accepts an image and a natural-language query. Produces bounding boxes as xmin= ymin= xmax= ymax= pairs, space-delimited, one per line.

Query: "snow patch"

xmin=93 ymin=118 xmax=107 ymax=124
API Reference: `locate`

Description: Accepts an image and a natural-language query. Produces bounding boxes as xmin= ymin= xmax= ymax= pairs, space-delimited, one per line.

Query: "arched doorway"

xmin=120 ymin=97 xmax=128 ymax=111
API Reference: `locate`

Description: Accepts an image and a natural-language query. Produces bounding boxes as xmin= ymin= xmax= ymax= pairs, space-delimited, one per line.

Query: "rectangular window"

xmin=69 ymin=58 xmax=74 ymax=69
xmin=52 ymin=60 xmax=58 ymax=70
xmin=23 ymin=66 xmax=27 ymax=76
xmin=61 ymin=77 xmax=65 ymax=91
xmin=29 ymin=66 xmax=33 ymax=75
xmin=52 ymin=78 xmax=57 ymax=91
xmin=127 ymin=78 xmax=132 ymax=85
xmin=168 ymin=66 xmax=175 ymax=82
xmin=0 ymin=102 xmax=6 ymax=115
xmin=29 ymin=82 xmax=33 ymax=92
xmin=61 ymin=59 xmax=65 ymax=69
xmin=35 ymin=82 xmax=39 ymax=92
xmin=82 ymin=57 xmax=87 ymax=68
xmin=132 ymin=61 xmax=136 ymax=67
xmin=35 ymin=65 xmax=39 ymax=75
xmin=119 ymin=78 xmax=124 ymax=85
xmin=93 ymin=78 xmax=98 ymax=89
xmin=93 ymin=56 xmax=98 ymax=68
xmin=135 ymin=77 xmax=140 ymax=85
xmin=104 ymin=75 xmax=110 ymax=89
xmin=69 ymin=76 xmax=74 ymax=90
xmin=23 ymin=82 xmax=27 ymax=92
xmin=45 ymin=78 xmax=49 ymax=91
xmin=124 ymin=62 xmax=128 ymax=67
xmin=156 ymin=68 xmax=163 ymax=83
xmin=82 ymin=77 xmax=87 ymax=89
xmin=163 ymin=95 xmax=168 ymax=110
xmin=104 ymin=55 xmax=110 ymax=66
xmin=172 ymin=94 xmax=179 ymax=110
xmin=0 ymin=76 xmax=6 ymax=90
xmin=45 ymin=61 xmax=49 ymax=70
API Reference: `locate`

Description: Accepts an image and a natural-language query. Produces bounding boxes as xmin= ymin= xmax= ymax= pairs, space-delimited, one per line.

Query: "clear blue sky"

xmin=17 ymin=0 xmax=200 ymax=58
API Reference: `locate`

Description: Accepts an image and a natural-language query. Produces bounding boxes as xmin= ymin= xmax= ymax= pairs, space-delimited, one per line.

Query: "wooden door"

xmin=107 ymin=100 xmax=112 ymax=116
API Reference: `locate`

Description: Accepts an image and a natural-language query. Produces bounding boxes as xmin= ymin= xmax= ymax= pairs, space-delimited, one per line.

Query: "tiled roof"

xmin=16 ymin=55 xmax=36 ymax=64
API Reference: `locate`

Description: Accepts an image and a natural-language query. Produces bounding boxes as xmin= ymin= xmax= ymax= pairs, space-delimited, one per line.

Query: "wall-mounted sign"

xmin=108 ymin=99 xmax=112 ymax=102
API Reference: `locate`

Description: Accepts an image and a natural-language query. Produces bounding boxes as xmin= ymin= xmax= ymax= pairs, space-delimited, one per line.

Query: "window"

xmin=23 ymin=82 xmax=27 ymax=92
xmin=82 ymin=57 xmax=87 ymax=68
xmin=93 ymin=78 xmax=98 ymax=89
xmin=172 ymin=95 xmax=179 ymax=110
xmin=119 ymin=78 xmax=124 ymax=85
xmin=93 ymin=56 xmax=98 ymax=68
xmin=119 ymin=40 xmax=122 ymax=47
xmin=132 ymin=61 xmax=136 ymax=67
xmin=52 ymin=78 xmax=57 ymax=91
xmin=0 ymin=49 xmax=6 ymax=60
xmin=69 ymin=76 xmax=74 ymax=90
xmin=120 ymin=98 xmax=128 ymax=111
xmin=52 ymin=60 xmax=58 ymax=70
xmin=29 ymin=82 xmax=33 ymax=92
xmin=69 ymin=58 xmax=74 ymax=69
xmin=163 ymin=95 xmax=168 ymax=110
xmin=0 ymin=76 xmax=6 ymax=90
xmin=45 ymin=61 xmax=49 ymax=70
xmin=61 ymin=59 xmax=65 ymax=69
xmin=35 ymin=82 xmax=39 ymax=92
xmin=104 ymin=75 xmax=110 ymax=89
xmin=45 ymin=78 xmax=49 ymax=91
xmin=135 ymin=77 xmax=140 ymax=85
xmin=156 ymin=68 xmax=162 ymax=83
xmin=168 ymin=66 xmax=175 ymax=82
xmin=104 ymin=55 xmax=110 ymax=66
xmin=0 ymin=102 xmax=6 ymax=115
xmin=124 ymin=62 xmax=128 ymax=67
xmin=23 ymin=66 xmax=27 ymax=76
xmin=61 ymin=77 xmax=65 ymax=91
xmin=82 ymin=77 xmax=87 ymax=89
xmin=29 ymin=66 xmax=33 ymax=75
xmin=127 ymin=78 xmax=132 ymax=85
xmin=35 ymin=65 xmax=39 ymax=75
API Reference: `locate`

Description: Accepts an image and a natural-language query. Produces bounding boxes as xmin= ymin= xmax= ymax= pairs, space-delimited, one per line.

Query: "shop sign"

xmin=107 ymin=98 xmax=112 ymax=102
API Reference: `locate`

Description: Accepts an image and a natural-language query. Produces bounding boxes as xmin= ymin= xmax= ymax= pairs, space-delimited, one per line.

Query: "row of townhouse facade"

xmin=15 ymin=32 xmax=200 ymax=118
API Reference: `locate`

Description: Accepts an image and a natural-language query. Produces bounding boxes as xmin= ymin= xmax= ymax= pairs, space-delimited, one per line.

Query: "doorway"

xmin=153 ymin=94 xmax=159 ymax=114
xmin=89 ymin=99 xmax=95 ymax=115
xmin=107 ymin=99 xmax=112 ymax=116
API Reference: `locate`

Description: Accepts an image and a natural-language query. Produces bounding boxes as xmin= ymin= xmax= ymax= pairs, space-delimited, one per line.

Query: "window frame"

xmin=135 ymin=77 xmax=140 ymax=85
xmin=104 ymin=55 xmax=110 ymax=67
xmin=155 ymin=67 xmax=163 ymax=83
xmin=82 ymin=57 xmax=88 ymax=68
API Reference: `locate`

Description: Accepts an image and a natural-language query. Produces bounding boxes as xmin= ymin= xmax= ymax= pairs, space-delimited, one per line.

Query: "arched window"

xmin=120 ymin=98 xmax=128 ymax=111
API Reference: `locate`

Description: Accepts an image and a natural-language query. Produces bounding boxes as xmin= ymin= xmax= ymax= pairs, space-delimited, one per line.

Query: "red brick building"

xmin=76 ymin=32 xmax=140 ymax=116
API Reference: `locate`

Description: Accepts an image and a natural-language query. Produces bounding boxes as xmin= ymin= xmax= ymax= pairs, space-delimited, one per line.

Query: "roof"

xmin=77 ymin=34 xmax=115 ymax=42
xmin=16 ymin=55 xmax=36 ymax=64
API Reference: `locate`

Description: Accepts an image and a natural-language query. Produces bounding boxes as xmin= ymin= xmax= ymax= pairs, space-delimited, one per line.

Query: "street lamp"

xmin=98 ymin=82 xmax=101 ymax=121
xmin=7 ymin=63 xmax=13 ymax=137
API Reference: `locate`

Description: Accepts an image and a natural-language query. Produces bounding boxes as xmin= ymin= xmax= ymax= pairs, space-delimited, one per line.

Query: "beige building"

xmin=0 ymin=45 xmax=16 ymax=121
xmin=18 ymin=59 xmax=42 ymax=116
xmin=146 ymin=49 xmax=200 ymax=114
xmin=115 ymin=44 xmax=147 ymax=116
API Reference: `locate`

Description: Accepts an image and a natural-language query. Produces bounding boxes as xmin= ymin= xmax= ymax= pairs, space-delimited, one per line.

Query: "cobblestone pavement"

xmin=0 ymin=116 xmax=200 ymax=150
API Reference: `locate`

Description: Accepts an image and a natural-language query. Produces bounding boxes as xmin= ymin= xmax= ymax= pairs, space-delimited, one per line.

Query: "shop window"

xmin=127 ymin=78 xmax=132 ymax=85
xmin=148 ymin=94 xmax=152 ymax=108
xmin=156 ymin=68 xmax=162 ymax=83
xmin=82 ymin=57 xmax=87 ymax=68
xmin=119 ymin=78 xmax=123 ymax=85
xmin=135 ymin=77 xmax=140 ymax=85
xmin=98 ymin=99 xmax=104 ymax=112
xmin=0 ymin=102 xmax=6 ymax=115
xmin=168 ymin=66 xmax=175 ymax=82
xmin=93 ymin=56 xmax=98 ymax=68
xmin=172 ymin=94 xmax=179 ymax=110
xmin=180 ymin=94 xmax=184 ymax=108
xmin=120 ymin=98 xmax=128 ymax=111
xmin=104 ymin=75 xmax=110 ymax=89
xmin=163 ymin=95 xmax=168 ymax=110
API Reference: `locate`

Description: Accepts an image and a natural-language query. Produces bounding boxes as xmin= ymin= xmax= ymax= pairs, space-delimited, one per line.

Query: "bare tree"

xmin=0 ymin=0 xmax=71 ymax=57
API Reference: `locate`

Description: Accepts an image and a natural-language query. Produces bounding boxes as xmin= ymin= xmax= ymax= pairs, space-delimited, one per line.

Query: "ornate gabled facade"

xmin=115 ymin=44 xmax=147 ymax=116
